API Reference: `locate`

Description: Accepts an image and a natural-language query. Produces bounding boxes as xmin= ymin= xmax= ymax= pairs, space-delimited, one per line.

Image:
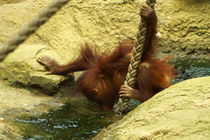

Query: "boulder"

xmin=94 ymin=76 xmax=210 ymax=140
xmin=0 ymin=44 xmax=73 ymax=95
xmin=0 ymin=81 xmax=64 ymax=139
xmin=0 ymin=0 xmax=209 ymax=93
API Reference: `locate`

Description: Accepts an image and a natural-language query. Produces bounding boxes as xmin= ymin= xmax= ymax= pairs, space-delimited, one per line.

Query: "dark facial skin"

xmin=37 ymin=4 xmax=173 ymax=109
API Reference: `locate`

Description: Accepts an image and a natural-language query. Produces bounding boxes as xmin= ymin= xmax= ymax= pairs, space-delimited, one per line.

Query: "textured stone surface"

xmin=1 ymin=0 xmax=209 ymax=58
xmin=0 ymin=0 xmax=209 ymax=92
xmin=94 ymin=76 xmax=210 ymax=140
xmin=0 ymin=44 xmax=73 ymax=94
xmin=0 ymin=81 xmax=64 ymax=139
xmin=156 ymin=0 xmax=210 ymax=55
xmin=0 ymin=0 xmax=26 ymax=5
xmin=0 ymin=1 xmax=209 ymax=139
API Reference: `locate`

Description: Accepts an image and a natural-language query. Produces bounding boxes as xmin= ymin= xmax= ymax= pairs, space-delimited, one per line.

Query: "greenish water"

xmin=14 ymin=57 xmax=210 ymax=140
xmin=170 ymin=57 xmax=210 ymax=84
xmin=14 ymin=98 xmax=121 ymax=140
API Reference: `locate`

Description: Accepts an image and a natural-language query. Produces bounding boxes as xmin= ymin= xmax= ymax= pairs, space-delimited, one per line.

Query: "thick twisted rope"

xmin=114 ymin=0 xmax=156 ymax=114
xmin=0 ymin=0 xmax=70 ymax=61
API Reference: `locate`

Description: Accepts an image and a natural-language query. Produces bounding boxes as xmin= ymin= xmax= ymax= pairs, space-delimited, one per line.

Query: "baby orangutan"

xmin=37 ymin=5 xmax=174 ymax=109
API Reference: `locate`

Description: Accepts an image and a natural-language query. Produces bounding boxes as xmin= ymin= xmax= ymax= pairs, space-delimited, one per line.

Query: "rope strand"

xmin=0 ymin=0 xmax=70 ymax=61
xmin=113 ymin=0 xmax=156 ymax=115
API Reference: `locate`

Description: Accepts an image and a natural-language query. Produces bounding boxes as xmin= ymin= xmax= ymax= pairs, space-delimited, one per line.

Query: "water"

xmin=14 ymin=98 xmax=121 ymax=140
xmin=169 ymin=57 xmax=210 ymax=84
xmin=14 ymin=57 xmax=210 ymax=140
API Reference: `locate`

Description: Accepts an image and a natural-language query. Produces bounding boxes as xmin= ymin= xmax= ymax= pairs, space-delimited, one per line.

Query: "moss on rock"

xmin=0 ymin=44 xmax=74 ymax=95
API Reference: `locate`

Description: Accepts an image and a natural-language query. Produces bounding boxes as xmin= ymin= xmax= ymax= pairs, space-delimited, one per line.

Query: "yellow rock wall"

xmin=1 ymin=0 xmax=208 ymax=63
xmin=0 ymin=0 xmax=209 ymax=91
